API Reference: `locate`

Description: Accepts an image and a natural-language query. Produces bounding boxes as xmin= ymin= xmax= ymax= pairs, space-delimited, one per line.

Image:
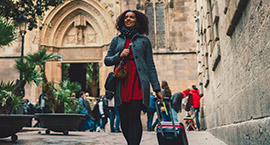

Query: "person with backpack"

xmin=98 ymin=95 xmax=109 ymax=132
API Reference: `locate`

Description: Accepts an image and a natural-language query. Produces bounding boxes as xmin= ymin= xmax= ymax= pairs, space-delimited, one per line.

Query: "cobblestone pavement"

xmin=0 ymin=128 xmax=227 ymax=145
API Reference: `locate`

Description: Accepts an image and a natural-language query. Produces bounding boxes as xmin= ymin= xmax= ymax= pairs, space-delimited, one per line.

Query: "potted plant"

xmin=0 ymin=15 xmax=43 ymax=142
xmin=27 ymin=49 xmax=84 ymax=135
xmin=36 ymin=80 xmax=84 ymax=135
xmin=0 ymin=81 xmax=35 ymax=142
xmin=0 ymin=0 xmax=66 ymax=140
xmin=0 ymin=48 xmax=41 ymax=142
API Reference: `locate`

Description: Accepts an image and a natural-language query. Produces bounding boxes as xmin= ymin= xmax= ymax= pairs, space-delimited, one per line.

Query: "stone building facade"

xmin=194 ymin=0 xmax=270 ymax=144
xmin=0 ymin=0 xmax=197 ymax=104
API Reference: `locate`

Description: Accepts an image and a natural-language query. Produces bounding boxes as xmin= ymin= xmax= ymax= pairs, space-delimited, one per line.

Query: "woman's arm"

xmin=144 ymin=37 xmax=161 ymax=92
xmin=104 ymin=37 xmax=122 ymax=66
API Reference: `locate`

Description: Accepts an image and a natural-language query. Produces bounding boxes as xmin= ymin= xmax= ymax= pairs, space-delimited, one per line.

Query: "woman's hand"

xmin=155 ymin=91 xmax=164 ymax=102
xmin=120 ymin=49 xmax=130 ymax=58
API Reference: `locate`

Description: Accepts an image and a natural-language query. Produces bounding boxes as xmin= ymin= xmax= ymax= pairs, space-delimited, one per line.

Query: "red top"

xmin=191 ymin=88 xmax=201 ymax=108
xmin=121 ymin=39 xmax=143 ymax=102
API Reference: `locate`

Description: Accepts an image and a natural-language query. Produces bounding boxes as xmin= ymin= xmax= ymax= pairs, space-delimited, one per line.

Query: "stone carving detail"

xmin=76 ymin=27 xmax=84 ymax=45
xmin=66 ymin=35 xmax=76 ymax=44
xmin=86 ymin=34 xmax=96 ymax=43
xmin=108 ymin=10 xmax=114 ymax=17
xmin=44 ymin=0 xmax=109 ymax=44
xmin=85 ymin=24 xmax=97 ymax=44
xmin=75 ymin=15 xmax=86 ymax=27
xmin=63 ymin=20 xmax=97 ymax=46
xmin=75 ymin=15 xmax=86 ymax=45
xmin=102 ymin=2 xmax=108 ymax=9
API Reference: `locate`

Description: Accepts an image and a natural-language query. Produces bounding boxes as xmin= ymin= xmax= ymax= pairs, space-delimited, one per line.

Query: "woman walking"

xmin=104 ymin=10 xmax=163 ymax=145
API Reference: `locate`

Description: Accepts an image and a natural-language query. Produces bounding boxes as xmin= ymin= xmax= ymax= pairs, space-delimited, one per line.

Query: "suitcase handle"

xmin=154 ymin=97 xmax=177 ymax=137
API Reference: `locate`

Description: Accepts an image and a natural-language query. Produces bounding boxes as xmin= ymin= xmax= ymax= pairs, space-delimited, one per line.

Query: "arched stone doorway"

xmin=40 ymin=0 xmax=116 ymax=95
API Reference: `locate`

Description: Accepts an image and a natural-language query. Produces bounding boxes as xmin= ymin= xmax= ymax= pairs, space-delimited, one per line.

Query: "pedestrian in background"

xmin=23 ymin=99 xmax=35 ymax=127
xmin=183 ymin=89 xmax=192 ymax=116
xmin=190 ymin=85 xmax=202 ymax=131
xmin=33 ymin=93 xmax=50 ymax=127
xmin=98 ymin=95 xmax=109 ymax=132
xmin=105 ymin=90 xmax=121 ymax=133
xmin=104 ymin=9 xmax=163 ymax=145
xmin=109 ymin=107 xmax=121 ymax=133
xmin=92 ymin=97 xmax=101 ymax=132
xmin=171 ymin=90 xmax=189 ymax=122
xmin=160 ymin=80 xmax=171 ymax=121
xmin=84 ymin=92 xmax=92 ymax=131
xmin=77 ymin=91 xmax=89 ymax=131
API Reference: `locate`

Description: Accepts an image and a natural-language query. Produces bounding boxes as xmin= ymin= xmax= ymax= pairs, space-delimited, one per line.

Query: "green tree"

xmin=13 ymin=59 xmax=41 ymax=97
xmin=0 ymin=16 xmax=16 ymax=47
xmin=86 ymin=63 xmax=99 ymax=97
xmin=25 ymin=49 xmax=57 ymax=112
xmin=0 ymin=0 xmax=64 ymax=30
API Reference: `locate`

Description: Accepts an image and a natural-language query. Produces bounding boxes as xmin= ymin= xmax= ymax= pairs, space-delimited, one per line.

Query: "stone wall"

xmin=153 ymin=53 xmax=197 ymax=93
xmin=194 ymin=0 xmax=270 ymax=144
xmin=169 ymin=0 xmax=197 ymax=51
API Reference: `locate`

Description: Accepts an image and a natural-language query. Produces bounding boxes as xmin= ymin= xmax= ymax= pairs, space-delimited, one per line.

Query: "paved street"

xmin=0 ymin=128 xmax=227 ymax=145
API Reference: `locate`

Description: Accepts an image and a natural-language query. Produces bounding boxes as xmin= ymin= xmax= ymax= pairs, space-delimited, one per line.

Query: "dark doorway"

xmin=62 ymin=63 xmax=99 ymax=97
xmin=69 ymin=63 xmax=87 ymax=91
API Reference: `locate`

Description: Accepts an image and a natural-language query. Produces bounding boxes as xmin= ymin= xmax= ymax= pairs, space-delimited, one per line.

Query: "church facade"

xmin=0 ymin=0 xmax=197 ymax=104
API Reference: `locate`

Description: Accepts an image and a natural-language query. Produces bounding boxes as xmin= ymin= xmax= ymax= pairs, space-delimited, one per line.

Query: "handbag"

xmin=104 ymin=43 xmax=132 ymax=92
xmin=114 ymin=43 xmax=133 ymax=79
xmin=114 ymin=60 xmax=127 ymax=79
xmin=104 ymin=72 xmax=117 ymax=92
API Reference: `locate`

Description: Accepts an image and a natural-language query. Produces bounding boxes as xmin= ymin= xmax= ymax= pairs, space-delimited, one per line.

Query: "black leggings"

xmin=118 ymin=100 xmax=143 ymax=145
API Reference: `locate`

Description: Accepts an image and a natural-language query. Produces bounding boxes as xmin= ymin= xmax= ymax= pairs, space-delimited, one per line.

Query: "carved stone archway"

xmin=40 ymin=0 xmax=116 ymax=95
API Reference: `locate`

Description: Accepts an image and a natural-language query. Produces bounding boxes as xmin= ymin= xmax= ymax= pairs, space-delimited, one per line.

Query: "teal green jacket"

xmin=104 ymin=33 xmax=161 ymax=108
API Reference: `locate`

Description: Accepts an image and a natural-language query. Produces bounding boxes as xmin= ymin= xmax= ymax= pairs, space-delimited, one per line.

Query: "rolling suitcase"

xmin=155 ymin=97 xmax=189 ymax=145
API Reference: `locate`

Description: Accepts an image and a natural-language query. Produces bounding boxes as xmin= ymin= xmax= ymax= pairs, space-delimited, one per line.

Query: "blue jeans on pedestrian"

xmin=85 ymin=117 xmax=92 ymax=130
xmin=147 ymin=111 xmax=155 ymax=130
xmin=193 ymin=108 xmax=200 ymax=130
xmin=171 ymin=108 xmax=178 ymax=122
xmin=110 ymin=107 xmax=121 ymax=132
xmin=101 ymin=115 xmax=108 ymax=129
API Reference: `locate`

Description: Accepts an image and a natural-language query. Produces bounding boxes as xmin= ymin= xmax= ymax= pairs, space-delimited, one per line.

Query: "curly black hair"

xmin=115 ymin=10 xmax=149 ymax=35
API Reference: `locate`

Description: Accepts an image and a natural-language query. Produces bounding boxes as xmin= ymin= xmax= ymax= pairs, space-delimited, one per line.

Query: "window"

xmin=145 ymin=1 xmax=166 ymax=49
